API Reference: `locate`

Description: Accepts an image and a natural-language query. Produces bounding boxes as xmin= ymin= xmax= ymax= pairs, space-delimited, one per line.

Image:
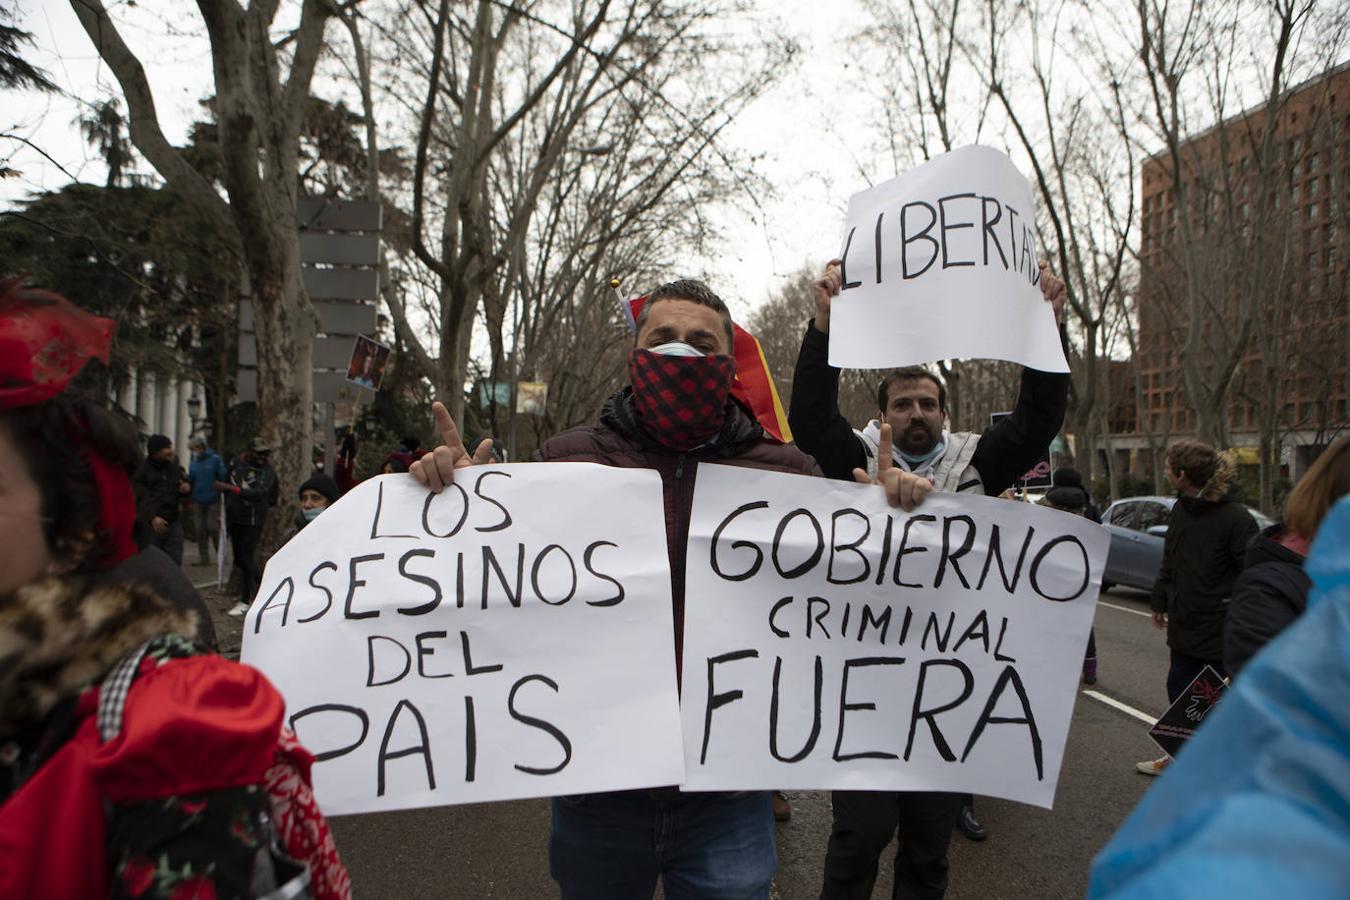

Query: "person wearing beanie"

xmin=1051 ymin=466 xmax=1101 ymax=523
xmin=1045 ymin=467 xmax=1101 ymax=685
xmin=286 ymin=472 xmax=341 ymax=543
xmin=131 ymin=432 xmax=191 ymax=565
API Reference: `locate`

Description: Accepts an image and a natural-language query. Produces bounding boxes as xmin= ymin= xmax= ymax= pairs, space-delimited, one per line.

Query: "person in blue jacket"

xmin=1088 ymin=495 xmax=1350 ymax=900
xmin=186 ymin=434 xmax=227 ymax=565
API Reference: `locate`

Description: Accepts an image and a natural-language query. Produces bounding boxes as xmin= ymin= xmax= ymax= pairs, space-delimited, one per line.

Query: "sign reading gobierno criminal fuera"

xmin=240 ymin=466 xmax=685 ymax=815
xmin=829 ymin=145 xmax=1069 ymax=373
xmin=680 ymin=465 xmax=1106 ymax=809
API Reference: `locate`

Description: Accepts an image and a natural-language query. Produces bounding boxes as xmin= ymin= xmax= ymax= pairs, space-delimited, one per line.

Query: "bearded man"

xmin=788 ymin=259 xmax=1069 ymax=900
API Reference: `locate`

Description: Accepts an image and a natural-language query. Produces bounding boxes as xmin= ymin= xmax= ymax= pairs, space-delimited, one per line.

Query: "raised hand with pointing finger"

xmin=851 ymin=422 xmax=932 ymax=511
xmin=410 ymin=401 xmax=495 ymax=493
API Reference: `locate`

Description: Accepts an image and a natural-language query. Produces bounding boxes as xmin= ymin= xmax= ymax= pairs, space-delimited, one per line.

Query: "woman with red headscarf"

xmin=0 ymin=278 xmax=350 ymax=899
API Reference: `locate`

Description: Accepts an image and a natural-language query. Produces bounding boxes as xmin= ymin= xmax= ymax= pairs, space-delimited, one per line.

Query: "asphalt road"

xmin=305 ymin=586 xmax=1173 ymax=900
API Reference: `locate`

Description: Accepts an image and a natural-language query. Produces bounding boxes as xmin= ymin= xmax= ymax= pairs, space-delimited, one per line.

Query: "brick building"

xmin=1111 ymin=61 xmax=1349 ymax=485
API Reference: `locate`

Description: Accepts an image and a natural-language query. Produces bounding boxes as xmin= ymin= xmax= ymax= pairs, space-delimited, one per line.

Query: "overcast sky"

xmin=2 ymin=0 xmax=897 ymax=321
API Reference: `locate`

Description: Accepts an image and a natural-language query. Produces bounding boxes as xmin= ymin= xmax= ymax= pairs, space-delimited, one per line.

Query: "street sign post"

xmin=237 ymin=197 xmax=382 ymax=476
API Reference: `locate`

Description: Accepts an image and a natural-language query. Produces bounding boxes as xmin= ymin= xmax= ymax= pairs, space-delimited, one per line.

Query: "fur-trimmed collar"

xmin=0 ymin=577 xmax=200 ymax=733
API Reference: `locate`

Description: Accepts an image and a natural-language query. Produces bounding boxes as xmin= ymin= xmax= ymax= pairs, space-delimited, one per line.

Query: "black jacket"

xmin=224 ymin=459 xmax=279 ymax=528
xmin=132 ymin=458 xmax=186 ymax=524
xmin=1224 ymin=524 xmax=1310 ymax=677
xmin=787 ymin=322 xmax=1068 ymax=494
xmin=1150 ymin=489 xmax=1259 ymax=660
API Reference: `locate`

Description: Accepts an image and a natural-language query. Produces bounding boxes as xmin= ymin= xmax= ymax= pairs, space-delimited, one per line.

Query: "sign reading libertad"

xmin=829 ymin=145 xmax=1069 ymax=373
xmin=240 ymin=466 xmax=685 ymax=815
xmin=680 ymin=465 xmax=1107 ymax=809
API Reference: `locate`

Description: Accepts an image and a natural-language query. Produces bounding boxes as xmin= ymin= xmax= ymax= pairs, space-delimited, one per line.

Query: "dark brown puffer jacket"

xmin=537 ymin=387 xmax=821 ymax=673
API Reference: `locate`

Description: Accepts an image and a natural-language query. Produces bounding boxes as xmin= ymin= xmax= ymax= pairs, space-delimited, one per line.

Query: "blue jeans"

xmin=549 ymin=789 xmax=776 ymax=899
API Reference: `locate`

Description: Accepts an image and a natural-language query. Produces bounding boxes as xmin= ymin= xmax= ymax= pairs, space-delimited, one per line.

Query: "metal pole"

xmin=325 ymin=402 xmax=337 ymax=480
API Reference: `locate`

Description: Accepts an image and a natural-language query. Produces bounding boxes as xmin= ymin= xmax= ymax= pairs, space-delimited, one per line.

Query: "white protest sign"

xmin=829 ymin=145 xmax=1068 ymax=373
xmin=240 ymin=466 xmax=684 ymax=815
xmin=680 ymin=465 xmax=1106 ymax=808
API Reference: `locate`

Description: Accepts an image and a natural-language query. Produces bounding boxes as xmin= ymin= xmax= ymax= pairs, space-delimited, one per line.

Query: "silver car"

xmin=1100 ymin=496 xmax=1273 ymax=592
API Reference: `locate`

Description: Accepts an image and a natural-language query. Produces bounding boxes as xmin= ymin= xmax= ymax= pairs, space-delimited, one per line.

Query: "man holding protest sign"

xmin=788 ymin=256 xmax=1068 ymax=900
xmin=411 ymin=279 xmax=932 ymax=899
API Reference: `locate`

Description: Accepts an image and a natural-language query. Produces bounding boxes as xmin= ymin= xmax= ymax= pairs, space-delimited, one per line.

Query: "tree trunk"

xmin=71 ymin=0 xmax=332 ymax=560
xmin=242 ymin=233 xmax=314 ymax=554
xmin=1258 ymin=374 xmax=1280 ymax=514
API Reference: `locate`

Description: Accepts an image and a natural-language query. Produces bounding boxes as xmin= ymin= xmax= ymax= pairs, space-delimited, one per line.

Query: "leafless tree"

xmin=968 ymin=0 xmax=1136 ymax=491
xmin=369 ymin=0 xmax=784 ymax=434
xmin=70 ymin=0 xmax=339 ymax=532
xmin=855 ymin=0 xmax=998 ymax=427
xmin=748 ymin=266 xmax=883 ymax=429
xmin=1115 ymin=1 xmax=1324 ymax=447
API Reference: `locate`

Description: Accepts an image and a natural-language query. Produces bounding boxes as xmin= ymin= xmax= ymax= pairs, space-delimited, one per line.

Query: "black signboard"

xmin=1147 ymin=665 xmax=1228 ymax=758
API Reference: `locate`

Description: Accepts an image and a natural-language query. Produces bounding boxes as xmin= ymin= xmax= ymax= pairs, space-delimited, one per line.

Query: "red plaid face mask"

xmin=628 ymin=348 xmax=737 ymax=451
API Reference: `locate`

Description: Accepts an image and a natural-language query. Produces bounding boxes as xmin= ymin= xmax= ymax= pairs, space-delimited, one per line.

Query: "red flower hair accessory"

xmin=0 ymin=276 xmax=115 ymax=410
xmin=1 ymin=277 xmax=135 ymax=568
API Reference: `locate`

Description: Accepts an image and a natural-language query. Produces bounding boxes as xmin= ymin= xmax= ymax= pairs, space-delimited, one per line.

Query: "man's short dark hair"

xmin=634 ymin=279 xmax=735 ymax=351
xmin=876 ymin=366 xmax=947 ymax=414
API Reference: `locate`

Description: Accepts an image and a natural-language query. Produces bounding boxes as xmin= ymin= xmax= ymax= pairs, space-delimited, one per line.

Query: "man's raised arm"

xmin=788 ymin=261 xmax=868 ymax=481
xmin=969 ymin=261 xmax=1070 ymax=497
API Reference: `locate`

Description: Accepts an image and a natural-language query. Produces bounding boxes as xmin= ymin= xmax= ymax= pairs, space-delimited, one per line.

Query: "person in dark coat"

xmin=221 ymin=438 xmax=279 ymax=616
xmin=1225 ymin=435 xmax=1350 ymax=677
xmin=1137 ymin=441 xmax=1258 ymax=776
xmin=131 ymin=433 xmax=190 ymax=565
xmin=410 ymin=279 xmax=923 ymax=900
xmin=789 ymin=260 xmax=1069 ymax=896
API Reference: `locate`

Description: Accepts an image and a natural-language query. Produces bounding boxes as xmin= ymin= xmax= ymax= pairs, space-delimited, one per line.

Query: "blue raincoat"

xmin=1089 ymin=496 xmax=1350 ymax=899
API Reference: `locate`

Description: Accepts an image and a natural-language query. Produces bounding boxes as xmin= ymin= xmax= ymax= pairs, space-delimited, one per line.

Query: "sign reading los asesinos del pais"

xmin=242 ymin=466 xmax=684 ymax=815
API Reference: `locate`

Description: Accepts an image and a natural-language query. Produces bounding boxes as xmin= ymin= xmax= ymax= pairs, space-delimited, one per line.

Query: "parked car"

xmin=1100 ymin=496 xmax=1273 ymax=592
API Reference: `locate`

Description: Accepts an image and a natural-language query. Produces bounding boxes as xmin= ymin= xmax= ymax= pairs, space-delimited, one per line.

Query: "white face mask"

xmin=301 ymin=507 xmax=324 ymax=522
xmin=648 ymin=340 xmax=705 ymax=358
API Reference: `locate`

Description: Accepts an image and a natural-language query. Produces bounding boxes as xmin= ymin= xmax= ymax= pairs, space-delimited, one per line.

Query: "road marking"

xmin=1098 ymin=600 xmax=1152 ymax=618
xmin=1082 ymin=689 xmax=1158 ymax=725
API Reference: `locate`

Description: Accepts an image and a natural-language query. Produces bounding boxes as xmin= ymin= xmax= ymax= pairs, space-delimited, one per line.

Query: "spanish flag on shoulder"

xmin=618 ymin=287 xmax=793 ymax=444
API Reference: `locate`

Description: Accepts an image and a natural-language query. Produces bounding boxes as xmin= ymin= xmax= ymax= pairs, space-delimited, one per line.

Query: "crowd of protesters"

xmin=2 ymin=264 xmax=1348 ymax=900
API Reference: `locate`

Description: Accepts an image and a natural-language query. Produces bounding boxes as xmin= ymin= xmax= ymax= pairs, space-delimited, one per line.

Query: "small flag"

xmin=617 ymin=288 xmax=793 ymax=444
